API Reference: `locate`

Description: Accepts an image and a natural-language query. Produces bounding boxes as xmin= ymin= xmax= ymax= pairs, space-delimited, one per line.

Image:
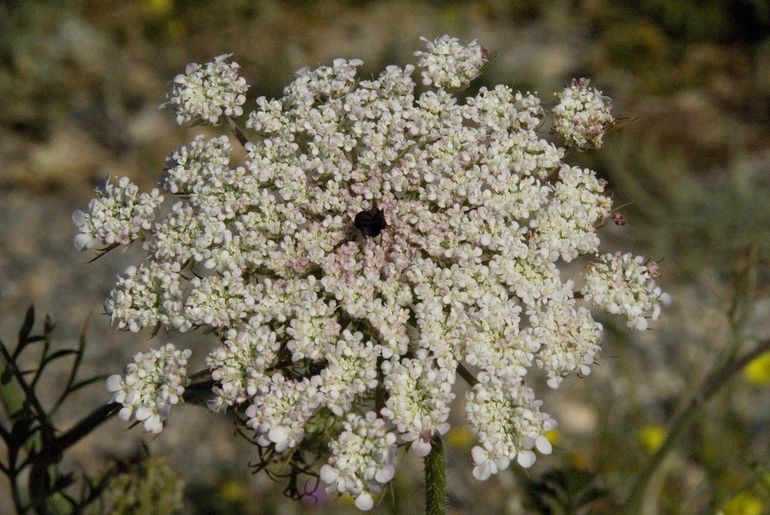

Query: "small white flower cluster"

xmin=104 ymin=261 xmax=187 ymax=333
xmin=552 ymin=78 xmax=614 ymax=150
xmin=166 ymin=54 xmax=249 ymax=125
xmin=531 ymin=301 xmax=603 ymax=389
xmin=80 ymin=36 xmax=668 ymax=510
xmin=380 ymin=351 xmax=455 ymax=456
xmin=414 ymin=35 xmax=486 ymax=89
xmin=532 ymin=165 xmax=612 ymax=262
xmin=205 ymin=319 xmax=281 ymax=411
xmin=320 ymin=412 xmax=397 ymax=511
xmin=161 ymin=135 xmax=233 ymax=194
xmin=106 ymin=343 xmax=191 ymax=433
xmin=245 ymin=373 xmax=320 ymax=452
xmin=73 ymin=176 xmax=163 ymax=251
xmin=318 ymin=330 xmax=379 ymax=416
xmin=582 ymin=252 xmax=671 ymax=331
xmin=467 ymin=376 xmax=556 ymax=480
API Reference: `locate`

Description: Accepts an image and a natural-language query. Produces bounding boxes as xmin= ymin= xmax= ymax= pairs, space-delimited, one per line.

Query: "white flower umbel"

xmin=415 ymin=35 xmax=486 ymax=89
xmin=161 ymin=135 xmax=233 ymax=194
xmin=73 ymin=176 xmax=163 ymax=251
xmin=166 ymin=54 xmax=249 ymax=125
xmin=244 ymin=373 xmax=320 ymax=452
xmin=78 ymin=37 xmax=668 ymax=508
xmin=552 ymin=78 xmax=614 ymax=150
xmin=106 ymin=343 xmax=191 ymax=433
xmin=205 ymin=319 xmax=281 ymax=411
xmin=582 ymin=252 xmax=671 ymax=331
xmin=105 ymin=261 xmax=186 ymax=333
xmin=466 ymin=375 xmax=556 ymax=480
xmin=320 ymin=412 xmax=397 ymax=511
xmin=380 ymin=351 xmax=455 ymax=456
xmin=318 ymin=330 xmax=379 ymax=416
xmin=529 ymin=299 xmax=603 ymax=388
xmin=531 ymin=165 xmax=613 ymax=262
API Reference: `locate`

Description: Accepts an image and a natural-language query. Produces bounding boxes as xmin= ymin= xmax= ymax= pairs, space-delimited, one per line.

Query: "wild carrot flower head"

xmin=80 ymin=35 xmax=666 ymax=509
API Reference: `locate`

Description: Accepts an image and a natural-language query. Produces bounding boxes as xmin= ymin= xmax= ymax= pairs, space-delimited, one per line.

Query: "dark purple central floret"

xmin=354 ymin=207 xmax=387 ymax=237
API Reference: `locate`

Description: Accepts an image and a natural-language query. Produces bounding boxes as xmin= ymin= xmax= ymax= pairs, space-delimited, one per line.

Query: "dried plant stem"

xmin=424 ymin=435 xmax=447 ymax=515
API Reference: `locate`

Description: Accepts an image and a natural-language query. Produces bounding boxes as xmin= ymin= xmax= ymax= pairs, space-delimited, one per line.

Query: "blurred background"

xmin=1 ymin=0 xmax=770 ymax=513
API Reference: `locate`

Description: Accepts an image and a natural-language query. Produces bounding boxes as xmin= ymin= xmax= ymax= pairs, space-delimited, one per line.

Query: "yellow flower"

xmin=338 ymin=493 xmax=356 ymax=506
xmin=638 ymin=425 xmax=666 ymax=454
xmin=545 ymin=429 xmax=561 ymax=447
xmin=163 ymin=19 xmax=186 ymax=40
xmin=722 ymin=492 xmax=765 ymax=515
xmin=142 ymin=0 xmax=173 ymax=17
xmin=219 ymin=478 xmax=247 ymax=504
xmin=744 ymin=352 xmax=770 ymax=385
xmin=446 ymin=426 xmax=475 ymax=450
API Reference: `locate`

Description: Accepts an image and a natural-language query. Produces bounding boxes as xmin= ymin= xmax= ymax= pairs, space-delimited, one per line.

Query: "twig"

xmin=226 ymin=116 xmax=250 ymax=148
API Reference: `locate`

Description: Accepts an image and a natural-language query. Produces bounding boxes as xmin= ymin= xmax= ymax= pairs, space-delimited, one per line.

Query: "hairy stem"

xmin=424 ymin=435 xmax=447 ymax=515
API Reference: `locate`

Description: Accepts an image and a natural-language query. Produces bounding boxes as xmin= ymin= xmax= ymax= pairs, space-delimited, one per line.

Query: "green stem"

xmin=623 ymin=244 xmax=759 ymax=513
xmin=56 ymin=403 xmax=121 ymax=451
xmin=622 ymin=338 xmax=770 ymax=513
xmin=424 ymin=435 xmax=447 ymax=515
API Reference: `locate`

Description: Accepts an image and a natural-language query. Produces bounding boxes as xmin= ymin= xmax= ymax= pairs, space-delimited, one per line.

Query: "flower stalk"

xmin=424 ymin=435 xmax=447 ymax=515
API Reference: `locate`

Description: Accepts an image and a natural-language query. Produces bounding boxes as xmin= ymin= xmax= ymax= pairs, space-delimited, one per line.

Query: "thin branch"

xmin=56 ymin=403 xmax=121 ymax=452
xmin=623 ymin=244 xmax=760 ymax=513
xmin=188 ymin=368 xmax=212 ymax=381
xmin=29 ymin=328 xmax=52 ymax=391
xmin=52 ymin=318 xmax=89 ymax=413
xmin=182 ymin=379 xmax=216 ymax=406
xmin=714 ymin=339 xmax=770 ymax=397
xmin=226 ymin=116 xmax=250 ymax=148
xmin=0 ymin=343 xmax=54 ymax=447
xmin=456 ymin=363 xmax=479 ymax=387
xmin=13 ymin=305 xmax=36 ymax=360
